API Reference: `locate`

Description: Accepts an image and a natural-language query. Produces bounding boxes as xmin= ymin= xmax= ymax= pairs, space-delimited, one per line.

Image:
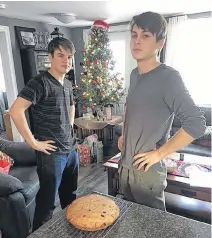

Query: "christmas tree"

xmin=73 ymin=20 xmax=125 ymax=114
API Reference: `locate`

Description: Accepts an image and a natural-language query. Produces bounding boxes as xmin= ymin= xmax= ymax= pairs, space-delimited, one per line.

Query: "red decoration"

xmin=82 ymin=48 xmax=86 ymax=52
xmin=82 ymin=92 xmax=87 ymax=99
xmin=91 ymin=34 xmax=95 ymax=38
xmin=121 ymin=77 xmax=124 ymax=81
xmin=0 ymin=151 xmax=13 ymax=174
xmin=98 ymin=42 xmax=103 ymax=47
xmin=92 ymin=80 xmax=97 ymax=84
xmin=112 ymin=98 xmax=116 ymax=102
xmin=100 ymin=93 xmax=105 ymax=97
xmin=77 ymin=144 xmax=90 ymax=167
xmin=103 ymin=62 xmax=108 ymax=68
xmin=0 ymin=160 xmax=11 ymax=174
xmin=91 ymin=20 xmax=109 ymax=30
xmin=94 ymin=58 xmax=98 ymax=63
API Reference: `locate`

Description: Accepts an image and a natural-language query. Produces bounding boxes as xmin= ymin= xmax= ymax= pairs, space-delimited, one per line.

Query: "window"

xmin=166 ymin=17 xmax=212 ymax=106
xmin=109 ymin=40 xmax=125 ymax=85
xmin=109 ymin=31 xmax=137 ymax=91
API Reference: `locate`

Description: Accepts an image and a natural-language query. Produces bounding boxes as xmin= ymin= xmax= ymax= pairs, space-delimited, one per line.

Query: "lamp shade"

xmin=50 ymin=27 xmax=64 ymax=38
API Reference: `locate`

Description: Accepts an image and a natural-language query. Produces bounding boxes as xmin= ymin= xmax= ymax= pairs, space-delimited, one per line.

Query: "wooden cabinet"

xmin=3 ymin=110 xmax=13 ymax=141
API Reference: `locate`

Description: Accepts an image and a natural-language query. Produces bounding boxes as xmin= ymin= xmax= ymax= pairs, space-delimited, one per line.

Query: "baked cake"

xmin=66 ymin=194 xmax=120 ymax=231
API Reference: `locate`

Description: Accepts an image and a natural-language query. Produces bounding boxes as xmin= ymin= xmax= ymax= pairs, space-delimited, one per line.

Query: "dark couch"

xmin=114 ymin=106 xmax=211 ymax=157
xmin=0 ymin=139 xmax=38 ymax=238
xmin=172 ymin=106 xmax=211 ymax=157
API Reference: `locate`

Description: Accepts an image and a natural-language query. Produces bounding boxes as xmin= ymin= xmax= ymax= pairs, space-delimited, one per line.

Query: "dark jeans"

xmin=33 ymin=150 xmax=79 ymax=231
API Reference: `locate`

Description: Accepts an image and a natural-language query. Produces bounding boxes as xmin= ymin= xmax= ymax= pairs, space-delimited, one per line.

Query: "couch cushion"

xmin=178 ymin=143 xmax=211 ymax=157
xmin=0 ymin=173 xmax=24 ymax=197
xmin=193 ymin=126 xmax=211 ymax=145
xmin=194 ymin=140 xmax=211 ymax=147
xmin=165 ymin=192 xmax=211 ymax=223
xmin=172 ymin=126 xmax=211 ymax=147
xmin=9 ymin=166 xmax=39 ymax=206
xmin=0 ymin=140 xmax=36 ymax=166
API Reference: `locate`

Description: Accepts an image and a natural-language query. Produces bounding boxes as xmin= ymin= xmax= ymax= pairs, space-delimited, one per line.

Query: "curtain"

xmin=165 ymin=15 xmax=212 ymax=106
xmin=165 ymin=15 xmax=188 ymax=68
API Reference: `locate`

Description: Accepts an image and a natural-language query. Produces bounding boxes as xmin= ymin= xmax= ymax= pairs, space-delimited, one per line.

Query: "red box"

xmin=0 ymin=160 xmax=11 ymax=174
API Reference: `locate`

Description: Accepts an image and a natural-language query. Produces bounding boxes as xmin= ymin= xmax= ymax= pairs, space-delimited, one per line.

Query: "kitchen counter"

xmin=28 ymin=193 xmax=211 ymax=238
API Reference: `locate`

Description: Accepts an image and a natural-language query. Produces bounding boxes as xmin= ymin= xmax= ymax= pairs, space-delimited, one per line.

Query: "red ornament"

xmin=103 ymin=62 xmax=108 ymax=68
xmin=91 ymin=34 xmax=95 ymax=38
xmin=92 ymin=80 xmax=97 ymax=84
xmin=82 ymin=105 xmax=87 ymax=110
xmin=121 ymin=77 xmax=124 ymax=81
xmin=86 ymin=60 xmax=90 ymax=65
xmin=98 ymin=42 xmax=103 ymax=47
xmin=100 ymin=93 xmax=105 ymax=97
xmin=112 ymin=98 xmax=116 ymax=102
xmin=94 ymin=58 xmax=98 ymax=63
xmin=82 ymin=48 xmax=86 ymax=52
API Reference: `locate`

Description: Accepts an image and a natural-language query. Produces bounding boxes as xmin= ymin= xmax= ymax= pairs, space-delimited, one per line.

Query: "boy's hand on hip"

xmin=132 ymin=148 xmax=162 ymax=172
xmin=31 ymin=140 xmax=57 ymax=155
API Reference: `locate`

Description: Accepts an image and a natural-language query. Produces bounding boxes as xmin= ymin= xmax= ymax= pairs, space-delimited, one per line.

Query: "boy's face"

xmin=49 ymin=47 xmax=73 ymax=74
xmin=130 ymin=24 xmax=164 ymax=61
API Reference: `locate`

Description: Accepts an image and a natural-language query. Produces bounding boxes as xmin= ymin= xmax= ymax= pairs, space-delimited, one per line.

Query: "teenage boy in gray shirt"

xmin=118 ymin=12 xmax=206 ymax=211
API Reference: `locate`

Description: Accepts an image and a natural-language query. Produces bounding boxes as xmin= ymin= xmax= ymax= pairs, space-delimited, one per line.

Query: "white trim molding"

xmin=109 ymin=24 xmax=130 ymax=33
xmin=0 ymin=25 xmax=23 ymax=142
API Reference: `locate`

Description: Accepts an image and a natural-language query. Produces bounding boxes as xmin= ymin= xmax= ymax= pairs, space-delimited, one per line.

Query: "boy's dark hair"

xmin=130 ymin=12 xmax=167 ymax=42
xmin=48 ymin=37 xmax=75 ymax=56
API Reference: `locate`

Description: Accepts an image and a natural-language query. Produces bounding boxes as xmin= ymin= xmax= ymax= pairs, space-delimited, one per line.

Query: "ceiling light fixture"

xmin=54 ymin=13 xmax=77 ymax=24
xmin=0 ymin=4 xmax=7 ymax=10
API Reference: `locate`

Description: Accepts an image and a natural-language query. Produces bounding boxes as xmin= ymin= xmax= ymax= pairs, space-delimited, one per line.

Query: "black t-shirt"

xmin=18 ymin=71 xmax=74 ymax=153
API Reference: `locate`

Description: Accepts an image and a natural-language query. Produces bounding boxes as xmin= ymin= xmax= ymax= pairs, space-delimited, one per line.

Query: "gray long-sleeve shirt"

xmin=121 ymin=64 xmax=206 ymax=169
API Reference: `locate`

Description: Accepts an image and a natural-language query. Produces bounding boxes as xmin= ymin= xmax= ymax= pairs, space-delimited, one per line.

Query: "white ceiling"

xmin=0 ymin=0 xmax=211 ymax=28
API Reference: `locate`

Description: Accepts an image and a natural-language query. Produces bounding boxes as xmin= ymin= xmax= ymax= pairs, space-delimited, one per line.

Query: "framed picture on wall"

xmin=33 ymin=32 xmax=51 ymax=51
xmin=15 ymin=26 xmax=36 ymax=49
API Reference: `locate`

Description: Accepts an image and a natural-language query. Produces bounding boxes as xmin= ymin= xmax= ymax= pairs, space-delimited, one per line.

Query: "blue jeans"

xmin=33 ymin=150 xmax=79 ymax=231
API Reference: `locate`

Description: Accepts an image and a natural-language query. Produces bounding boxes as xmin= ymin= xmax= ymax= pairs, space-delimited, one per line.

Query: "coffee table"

xmin=74 ymin=116 xmax=122 ymax=155
xmin=103 ymin=153 xmax=212 ymax=202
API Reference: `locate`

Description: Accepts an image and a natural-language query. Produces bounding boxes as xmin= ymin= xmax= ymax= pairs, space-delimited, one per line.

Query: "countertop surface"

xmin=28 ymin=193 xmax=211 ymax=238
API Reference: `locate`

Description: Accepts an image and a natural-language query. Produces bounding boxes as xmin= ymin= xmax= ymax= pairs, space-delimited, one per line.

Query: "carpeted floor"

xmin=54 ymin=163 xmax=108 ymax=213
